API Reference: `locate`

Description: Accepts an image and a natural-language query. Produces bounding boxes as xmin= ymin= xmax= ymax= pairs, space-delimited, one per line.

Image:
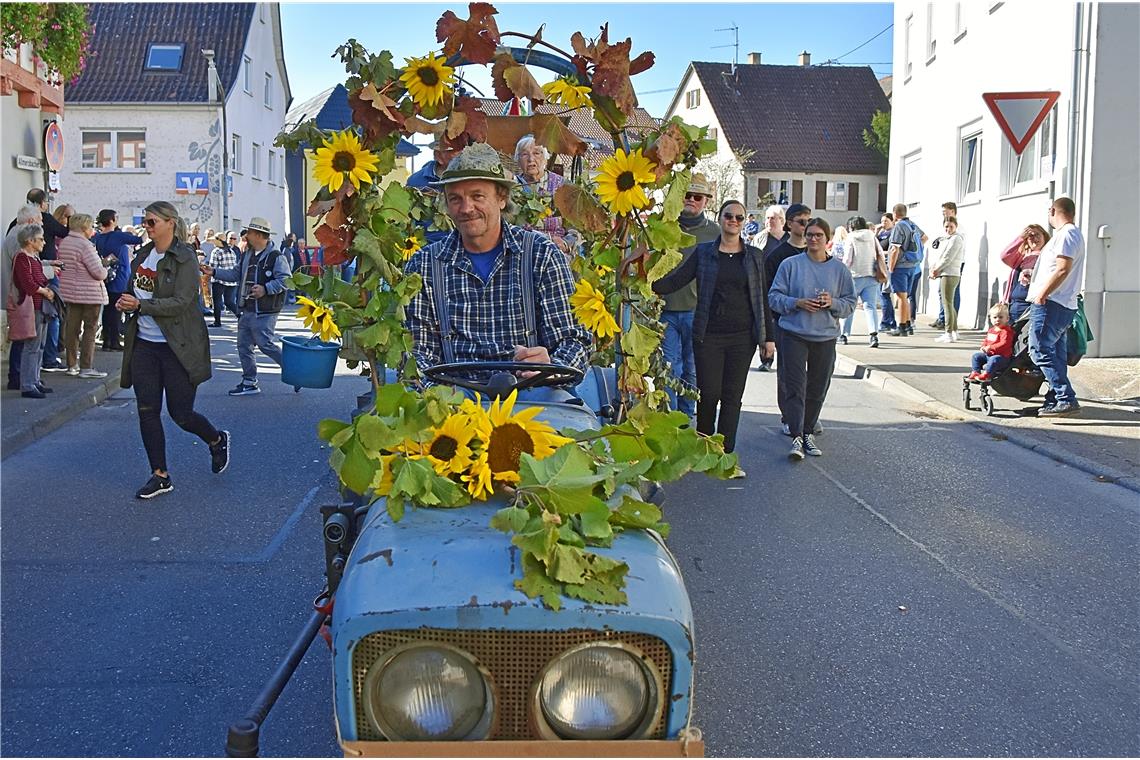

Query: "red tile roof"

xmin=688 ymin=62 xmax=890 ymax=175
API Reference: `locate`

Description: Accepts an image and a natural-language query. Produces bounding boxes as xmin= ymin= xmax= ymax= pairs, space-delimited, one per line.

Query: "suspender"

xmin=429 ymin=238 xmax=538 ymax=366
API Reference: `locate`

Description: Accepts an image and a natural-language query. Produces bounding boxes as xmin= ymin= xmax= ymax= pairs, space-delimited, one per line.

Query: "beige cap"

xmin=687 ymin=173 xmax=714 ymax=197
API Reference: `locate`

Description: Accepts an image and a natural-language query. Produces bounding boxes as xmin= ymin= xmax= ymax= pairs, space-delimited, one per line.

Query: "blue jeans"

xmin=237 ymin=311 xmax=283 ymax=384
xmin=971 ymin=352 xmax=1010 ymax=376
xmin=42 ymin=313 xmax=61 ymax=366
xmin=937 ymin=263 xmax=964 ymax=321
xmin=843 ymin=276 xmax=881 ymax=336
xmin=1027 ymin=300 xmax=1076 ymax=405
xmin=878 ymin=285 xmax=896 ymax=329
xmin=661 ymin=310 xmax=696 ymax=416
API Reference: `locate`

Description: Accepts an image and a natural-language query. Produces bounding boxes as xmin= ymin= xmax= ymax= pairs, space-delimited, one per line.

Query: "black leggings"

xmin=694 ymin=331 xmax=757 ymax=454
xmin=132 ymin=339 xmax=219 ymax=473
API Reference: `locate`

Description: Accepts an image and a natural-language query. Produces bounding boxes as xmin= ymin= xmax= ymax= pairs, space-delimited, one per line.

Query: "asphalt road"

xmin=2 ymin=323 xmax=1137 ymax=757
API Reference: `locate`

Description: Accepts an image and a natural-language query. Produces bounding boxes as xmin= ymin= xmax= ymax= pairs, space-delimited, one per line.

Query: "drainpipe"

xmin=1065 ymin=2 xmax=1090 ymax=206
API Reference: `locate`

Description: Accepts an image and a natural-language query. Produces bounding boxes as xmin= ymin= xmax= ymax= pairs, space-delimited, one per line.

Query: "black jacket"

xmin=653 ymin=239 xmax=774 ymax=346
xmin=8 ymin=211 xmax=69 ymax=260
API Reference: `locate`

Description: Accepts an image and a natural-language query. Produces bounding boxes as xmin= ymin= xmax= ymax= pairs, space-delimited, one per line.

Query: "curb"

xmin=834 ymin=352 xmax=1140 ymax=496
xmin=0 ymin=370 xmax=122 ymax=461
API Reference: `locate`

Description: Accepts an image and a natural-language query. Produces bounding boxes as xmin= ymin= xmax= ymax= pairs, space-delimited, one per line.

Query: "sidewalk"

xmin=833 ymin=320 xmax=1140 ymax=491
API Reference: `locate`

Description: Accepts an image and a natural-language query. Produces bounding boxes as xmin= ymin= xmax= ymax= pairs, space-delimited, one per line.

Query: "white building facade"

xmin=59 ymin=3 xmax=291 ymax=239
xmin=889 ymin=1 xmax=1139 ymax=355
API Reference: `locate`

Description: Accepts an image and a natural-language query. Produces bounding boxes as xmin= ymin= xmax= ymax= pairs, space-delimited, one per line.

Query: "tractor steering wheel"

xmin=422 ymin=361 xmax=584 ymax=398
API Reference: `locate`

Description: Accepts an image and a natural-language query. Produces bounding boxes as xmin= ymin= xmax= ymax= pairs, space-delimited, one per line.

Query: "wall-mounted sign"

xmin=43 ymin=122 xmax=64 ymax=171
xmin=48 ymin=171 xmax=60 ymax=192
xmin=982 ymin=91 xmax=1061 ymax=155
xmin=226 ymin=174 xmax=233 ymax=197
xmin=175 ymin=172 xmax=211 ymax=195
xmin=14 ymin=155 xmax=46 ymax=171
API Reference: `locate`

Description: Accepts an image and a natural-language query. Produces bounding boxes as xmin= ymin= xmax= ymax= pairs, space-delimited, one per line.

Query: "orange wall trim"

xmin=0 ymin=59 xmax=64 ymax=115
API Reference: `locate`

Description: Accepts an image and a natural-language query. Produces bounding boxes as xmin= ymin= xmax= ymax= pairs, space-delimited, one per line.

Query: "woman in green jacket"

xmin=116 ymin=200 xmax=229 ymax=499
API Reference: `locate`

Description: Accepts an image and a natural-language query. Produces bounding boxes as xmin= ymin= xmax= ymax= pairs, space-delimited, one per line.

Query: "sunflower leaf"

xmin=661 ymin=168 xmax=691 ymax=222
xmin=563 ymin=575 xmax=627 ymax=606
xmin=340 ymin=438 xmax=379 ymax=495
xmin=386 ymin=494 xmax=405 ymax=522
xmin=578 ymin=498 xmax=613 ymax=541
xmin=518 ymin=446 xmax=606 ymax=515
xmin=611 ymin=494 xmax=663 ymax=531
xmin=491 ymin=506 xmax=530 ymax=533
xmin=318 ymin=418 xmax=350 ymax=442
xmin=548 ymin=543 xmax=588 ymax=584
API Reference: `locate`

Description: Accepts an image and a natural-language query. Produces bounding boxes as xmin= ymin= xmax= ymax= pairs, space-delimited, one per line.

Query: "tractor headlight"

xmin=361 ymin=643 xmax=494 ymax=741
xmin=533 ymin=643 xmax=661 ymax=740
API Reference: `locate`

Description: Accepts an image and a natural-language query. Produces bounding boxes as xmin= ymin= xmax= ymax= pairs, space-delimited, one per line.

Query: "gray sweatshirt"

xmin=768 ymin=254 xmax=857 ymax=340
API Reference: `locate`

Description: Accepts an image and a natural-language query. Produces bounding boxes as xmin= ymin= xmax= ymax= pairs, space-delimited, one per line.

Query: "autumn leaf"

xmin=436 ymin=2 xmax=500 ymax=65
xmin=446 ymin=95 xmax=487 ymax=144
xmin=490 ymin=52 xmax=517 ymax=102
xmin=348 ymin=87 xmax=403 ymax=142
xmin=629 ymin=50 xmax=655 ymax=76
xmin=643 ymin=121 xmax=687 ymax=181
xmin=554 ymin=184 xmax=610 ymax=234
xmin=531 ymin=114 xmax=587 ymax=157
xmin=307 ymin=197 xmax=335 ymax=218
xmin=314 ymin=222 xmax=354 ymax=265
xmin=592 ymin=37 xmax=637 ymax=116
xmin=504 ymin=62 xmax=545 ymax=102
xmin=358 ymin=82 xmax=404 ymax=126
xmin=325 ymin=197 xmax=348 ymax=229
xmin=404 ymin=115 xmax=445 ymax=136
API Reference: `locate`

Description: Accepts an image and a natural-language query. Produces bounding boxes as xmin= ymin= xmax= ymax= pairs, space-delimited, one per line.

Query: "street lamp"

xmin=201 ymin=48 xmax=230 ymax=232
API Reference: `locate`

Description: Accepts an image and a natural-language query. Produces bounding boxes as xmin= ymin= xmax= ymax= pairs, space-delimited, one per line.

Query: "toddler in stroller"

xmin=962 ymin=303 xmax=1044 ymax=415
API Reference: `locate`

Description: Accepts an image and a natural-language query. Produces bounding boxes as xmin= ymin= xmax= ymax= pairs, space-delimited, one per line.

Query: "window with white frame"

xmin=766 ymin=179 xmax=792 ymax=205
xmin=926 ymin=3 xmax=937 ymax=61
xmin=954 ymin=3 xmax=967 ymax=39
xmin=81 ymin=130 xmax=147 ymax=170
xmin=1000 ymin=108 xmax=1056 ymax=194
xmin=251 ymin=142 xmax=261 ymax=179
xmin=267 ymin=148 xmax=276 ymax=184
xmin=231 ymin=134 xmax=242 ymax=172
xmin=901 ymin=150 xmax=922 ymax=206
xmin=243 ymin=55 xmax=252 ymax=93
xmin=825 ymin=181 xmax=848 ymax=211
xmin=264 ymin=73 xmax=273 ymax=108
xmin=685 ymin=89 xmax=700 ymax=109
xmin=145 ymin=44 xmax=184 ymax=71
xmin=280 ymin=154 xmax=286 ymax=184
xmin=904 ymin=14 xmax=914 ymax=79
xmin=708 ymin=127 xmax=717 ymax=146
xmin=958 ymin=126 xmax=983 ymax=201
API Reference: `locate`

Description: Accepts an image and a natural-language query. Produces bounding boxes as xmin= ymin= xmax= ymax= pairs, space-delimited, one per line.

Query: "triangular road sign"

xmin=982 ymin=91 xmax=1061 ymax=155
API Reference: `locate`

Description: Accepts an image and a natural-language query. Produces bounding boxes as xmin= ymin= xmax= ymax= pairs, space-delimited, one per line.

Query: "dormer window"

xmin=145 ymin=44 xmax=184 ymax=71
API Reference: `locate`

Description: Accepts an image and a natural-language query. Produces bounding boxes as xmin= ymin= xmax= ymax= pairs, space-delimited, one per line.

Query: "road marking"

xmin=243 ymin=484 xmax=322 ymax=563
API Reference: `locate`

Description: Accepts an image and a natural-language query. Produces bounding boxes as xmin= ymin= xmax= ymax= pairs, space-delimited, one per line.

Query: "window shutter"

xmin=792 ymin=180 xmax=803 ymax=203
xmin=878 ymin=182 xmax=887 ymax=212
xmin=815 ymin=181 xmax=827 ymax=210
xmin=848 ymin=182 xmax=860 ymax=211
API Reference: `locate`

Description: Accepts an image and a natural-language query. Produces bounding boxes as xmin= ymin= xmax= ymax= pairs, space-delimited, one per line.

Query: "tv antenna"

xmin=713 ymin=23 xmax=739 ymax=73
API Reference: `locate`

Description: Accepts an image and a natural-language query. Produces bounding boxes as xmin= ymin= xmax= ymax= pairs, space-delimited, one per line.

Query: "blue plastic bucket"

xmin=281 ymin=335 xmax=341 ymax=389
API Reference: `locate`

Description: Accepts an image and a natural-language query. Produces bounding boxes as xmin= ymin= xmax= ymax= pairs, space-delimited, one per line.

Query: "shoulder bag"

xmin=6 ymin=254 xmax=37 ymax=342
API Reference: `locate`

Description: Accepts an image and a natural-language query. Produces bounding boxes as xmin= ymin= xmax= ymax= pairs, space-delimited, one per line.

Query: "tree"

xmin=696 ymin=148 xmax=754 ymax=210
xmin=863 ymin=109 xmax=891 ymax=160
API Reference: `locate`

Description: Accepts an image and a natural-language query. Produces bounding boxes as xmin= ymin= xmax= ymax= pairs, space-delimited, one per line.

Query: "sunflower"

xmin=397 ymin=233 xmax=424 ymax=261
xmin=594 ymin=148 xmax=657 ymax=216
xmin=399 ymin=53 xmax=456 ymax=109
xmin=371 ymin=454 xmax=397 ymax=496
xmin=296 ymin=296 xmax=341 ymax=342
xmin=542 ymin=77 xmax=592 ymax=109
xmin=570 ymin=280 xmax=619 ymax=339
xmin=464 ymin=391 xmax=571 ymax=496
xmin=415 ymin=413 xmax=476 ymax=477
xmin=311 ymin=130 xmax=380 ymax=193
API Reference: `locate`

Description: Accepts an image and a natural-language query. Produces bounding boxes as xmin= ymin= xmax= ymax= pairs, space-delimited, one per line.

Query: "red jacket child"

xmin=980 ymin=323 xmax=1014 ymax=359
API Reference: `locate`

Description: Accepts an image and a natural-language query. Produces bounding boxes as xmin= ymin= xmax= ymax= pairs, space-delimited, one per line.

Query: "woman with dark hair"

xmin=768 ymin=217 xmax=856 ymax=461
xmin=999 ymin=223 xmax=1049 ymax=323
xmin=115 ymin=200 xmax=229 ymax=499
xmin=653 ymin=199 xmax=776 ymax=478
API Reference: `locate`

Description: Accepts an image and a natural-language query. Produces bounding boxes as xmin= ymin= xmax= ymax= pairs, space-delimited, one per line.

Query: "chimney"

xmin=798 ymin=50 xmax=811 ymax=66
xmin=748 ymin=51 xmax=762 ymax=65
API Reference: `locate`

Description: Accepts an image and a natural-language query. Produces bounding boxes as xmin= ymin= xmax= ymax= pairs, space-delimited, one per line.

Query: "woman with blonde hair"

xmin=57 ymin=212 xmax=109 ymax=378
xmin=116 ymin=200 xmax=228 ymax=499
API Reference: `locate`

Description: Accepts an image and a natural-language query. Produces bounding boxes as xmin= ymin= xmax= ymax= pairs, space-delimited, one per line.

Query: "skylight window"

xmin=145 ymin=44 xmax=184 ymax=71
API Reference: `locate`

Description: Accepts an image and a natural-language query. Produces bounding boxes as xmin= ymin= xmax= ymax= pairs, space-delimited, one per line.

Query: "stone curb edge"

xmin=834 ymin=352 xmax=1140 ymax=496
xmin=0 ymin=370 xmax=122 ymax=461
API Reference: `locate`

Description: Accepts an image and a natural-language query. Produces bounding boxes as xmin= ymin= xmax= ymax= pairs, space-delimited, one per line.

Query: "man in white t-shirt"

xmin=1026 ymin=196 xmax=1085 ymax=417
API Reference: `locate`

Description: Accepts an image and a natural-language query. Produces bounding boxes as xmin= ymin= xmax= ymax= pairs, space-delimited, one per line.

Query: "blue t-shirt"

xmin=466 ymin=241 xmax=503 ymax=282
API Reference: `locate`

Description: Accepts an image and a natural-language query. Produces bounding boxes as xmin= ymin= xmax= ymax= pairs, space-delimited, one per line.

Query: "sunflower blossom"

xmin=542 ymin=77 xmax=592 ymax=109
xmin=594 ymin=148 xmax=657 ymax=215
xmin=399 ymin=53 xmax=456 ymax=109
xmin=311 ymin=130 xmax=380 ymax=193
xmin=397 ymin=233 xmax=424 ymax=261
xmin=296 ymin=296 xmax=341 ymax=342
xmin=414 ymin=413 xmax=476 ymax=477
xmin=570 ymin=280 xmax=619 ymax=339
xmin=464 ymin=391 xmax=570 ymax=497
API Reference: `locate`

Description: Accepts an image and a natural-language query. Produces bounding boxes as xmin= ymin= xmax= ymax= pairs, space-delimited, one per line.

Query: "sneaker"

xmin=35 ymin=383 xmax=53 ymax=393
xmin=950 ymin=331 xmax=959 ymax=342
xmin=780 ymin=422 xmax=792 ymax=436
xmin=929 ymin=320 xmax=945 ymax=329
xmin=65 ymin=366 xmax=80 ymax=377
xmin=210 ymin=430 xmax=231 ymax=474
xmin=41 ymin=360 xmax=66 ymax=373
xmin=935 ymin=333 xmax=953 ymax=343
xmin=79 ymin=368 xmax=108 ymax=379
xmin=889 ymin=327 xmax=902 ymax=337
xmin=964 ymin=371 xmax=980 ymax=381
xmin=788 ymin=437 xmax=805 ymax=461
xmin=1038 ymin=401 xmax=1081 ymax=417
xmin=838 ymin=334 xmax=848 ymax=345
xmin=21 ymin=389 xmax=46 ymax=399
xmin=803 ymin=434 xmax=823 ymax=457
xmin=976 ymin=372 xmax=990 ymax=382
xmin=869 ymin=332 xmax=879 ymax=348
xmin=135 ymin=474 xmax=174 ymax=499
xmin=813 ymin=421 xmax=823 ymax=435
xmin=758 ymin=360 xmax=772 ymax=372
xmin=228 ymin=382 xmax=261 ymax=396
xmin=905 ymin=323 xmax=915 ymax=336
xmin=729 ymin=466 xmax=746 ymax=479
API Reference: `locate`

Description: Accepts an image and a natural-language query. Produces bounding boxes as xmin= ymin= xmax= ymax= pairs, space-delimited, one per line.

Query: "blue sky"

xmin=280 ymin=2 xmax=894 ymax=117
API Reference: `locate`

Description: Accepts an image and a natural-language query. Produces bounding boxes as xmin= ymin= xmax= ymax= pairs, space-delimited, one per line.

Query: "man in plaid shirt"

xmin=404 ymin=144 xmax=590 ymax=391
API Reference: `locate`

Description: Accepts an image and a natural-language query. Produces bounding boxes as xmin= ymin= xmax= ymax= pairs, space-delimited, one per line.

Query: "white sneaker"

xmin=950 ymin=331 xmax=959 ymax=342
xmin=79 ymin=369 xmax=108 ymax=379
xmin=934 ymin=333 xmax=953 ymax=343
xmin=788 ymin=437 xmax=805 ymax=461
xmin=780 ymin=422 xmax=792 ymax=436
xmin=65 ymin=366 xmax=80 ymax=376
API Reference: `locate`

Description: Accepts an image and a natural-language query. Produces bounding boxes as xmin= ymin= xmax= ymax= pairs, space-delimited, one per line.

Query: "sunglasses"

xmin=684 ymin=193 xmax=707 ymax=202
xmin=722 ymin=213 xmax=745 ymax=222
xmin=142 ymin=218 xmax=162 ymax=228
xmin=792 ymin=217 xmax=811 ymax=226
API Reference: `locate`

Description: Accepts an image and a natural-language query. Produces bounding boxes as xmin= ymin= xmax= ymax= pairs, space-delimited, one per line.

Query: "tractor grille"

xmin=351 ymin=628 xmax=674 ymax=741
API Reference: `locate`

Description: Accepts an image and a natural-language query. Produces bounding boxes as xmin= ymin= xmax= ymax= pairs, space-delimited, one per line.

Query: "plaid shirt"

xmin=207 ymin=244 xmax=238 ymax=284
xmin=405 ymin=222 xmax=591 ymax=380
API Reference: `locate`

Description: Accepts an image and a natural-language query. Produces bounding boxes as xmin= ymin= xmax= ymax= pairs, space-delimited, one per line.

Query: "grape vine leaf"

xmin=314 ymin=222 xmax=354 ymax=265
xmin=516 ymin=553 xmax=564 ymax=610
xmin=436 ymin=2 xmax=500 ymax=65
xmin=553 ymin=184 xmax=610 ymax=234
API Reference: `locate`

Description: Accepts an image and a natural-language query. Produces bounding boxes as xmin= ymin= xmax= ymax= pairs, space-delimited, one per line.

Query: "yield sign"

xmin=982 ymin=91 xmax=1060 ymax=155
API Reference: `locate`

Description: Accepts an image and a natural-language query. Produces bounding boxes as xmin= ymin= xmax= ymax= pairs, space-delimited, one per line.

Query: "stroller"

xmin=962 ymin=316 xmax=1045 ymax=416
